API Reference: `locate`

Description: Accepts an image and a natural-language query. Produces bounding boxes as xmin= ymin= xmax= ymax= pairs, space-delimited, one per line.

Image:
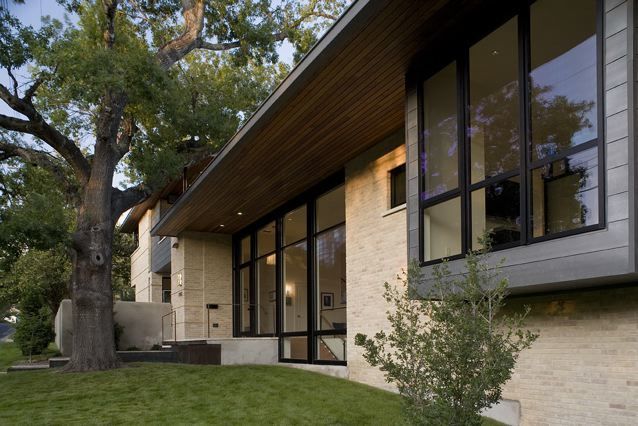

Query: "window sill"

xmin=382 ymin=203 xmax=406 ymax=217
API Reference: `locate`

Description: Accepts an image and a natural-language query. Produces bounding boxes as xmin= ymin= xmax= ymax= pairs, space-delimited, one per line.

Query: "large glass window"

xmin=420 ymin=0 xmax=601 ymax=263
xmin=233 ymin=180 xmax=346 ymax=365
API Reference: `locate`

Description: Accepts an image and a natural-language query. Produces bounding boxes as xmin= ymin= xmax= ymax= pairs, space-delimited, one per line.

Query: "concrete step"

xmin=7 ymin=363 xmax=49 ymax=373
xmin=49 ymin=357 xmax=70 ymax=368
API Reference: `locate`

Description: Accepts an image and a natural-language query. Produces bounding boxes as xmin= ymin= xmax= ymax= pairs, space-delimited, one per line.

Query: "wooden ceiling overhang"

xmin=152 ymin=0 xmax=485 ymax=237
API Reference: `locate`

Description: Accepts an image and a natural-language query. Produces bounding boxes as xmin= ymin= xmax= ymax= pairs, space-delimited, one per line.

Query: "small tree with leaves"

xmin=355 ymin=244 xmax=538 ymax=425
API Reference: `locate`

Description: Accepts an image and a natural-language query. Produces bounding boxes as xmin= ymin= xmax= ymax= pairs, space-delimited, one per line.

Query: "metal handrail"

xmin=161 ymin=310 xmax=176 ymax=342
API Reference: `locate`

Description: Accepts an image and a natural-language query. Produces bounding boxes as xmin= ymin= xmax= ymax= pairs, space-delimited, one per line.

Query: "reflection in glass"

xmin=470 ymin=17 xmax=520 ymax=183
xmin=282 ymin=336 xmax=307 ymax=360
xmin=283 ymin=241 xmax=308 ymax=333
xmin=530 ymin=0 xmax=597 ymax=161
xmin=531 ymin=148 xmax=598 ymax=237
xmin=256 ymin=257 xmax=276 ymax=334
xmin=315 ymin=225 xmax=346 ymax=331
xmin=240 ymin=267 xmax=250 ymax=333
xmin=257 ymin=221 xmax=276 ymax=257
xmin=284 ymin=205 xmax=307 ymax=245
xmin=240 ymin=236 xmax=251 ymax=264
xmin=316 ymin=335 xmax=347 ymax=361
xmin=423 ymin=197 xmax=461 ymax=261
xmin=422 ymin=62 xmax=458 ymax=200
xmin=471 ymin=178 xmax=521 ymax=250
xmin=316 ymin=185 xmax=345 ymax=232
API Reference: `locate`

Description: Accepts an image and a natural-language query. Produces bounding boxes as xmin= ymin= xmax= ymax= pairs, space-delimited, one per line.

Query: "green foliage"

xmin=355 ymin=244 xmax=538 ymax=425
xmin=13 ymin=305 xmax=56 ymax=357
xmin=0 ymin=246 xmax=70 ymax=317
xmin=0 ymin=164 xmax=74 ymax=271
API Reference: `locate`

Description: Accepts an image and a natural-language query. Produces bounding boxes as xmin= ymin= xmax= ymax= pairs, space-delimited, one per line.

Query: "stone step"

xmin=7 ymin=363 xmax=50 ymax=373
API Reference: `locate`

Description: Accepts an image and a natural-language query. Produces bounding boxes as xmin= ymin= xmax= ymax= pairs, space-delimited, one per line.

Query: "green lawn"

xmin=0 ymin=342 xmax=504 ymax=425
xmin=0 ymin=341 xmax=59 ymax=371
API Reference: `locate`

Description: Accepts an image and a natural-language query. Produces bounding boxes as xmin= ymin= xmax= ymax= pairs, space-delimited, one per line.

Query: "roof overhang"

xmin=153 ymin=0 xmax=489 ymax=236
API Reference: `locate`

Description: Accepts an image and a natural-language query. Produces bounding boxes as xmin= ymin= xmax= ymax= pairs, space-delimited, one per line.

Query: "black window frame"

xmin=389 ymin=164 xmax=407 ymax=208
xmin=232 ymin=171 xmax=347 ymax=366
xmin=417 ymin=0 xmax=605 ymax=266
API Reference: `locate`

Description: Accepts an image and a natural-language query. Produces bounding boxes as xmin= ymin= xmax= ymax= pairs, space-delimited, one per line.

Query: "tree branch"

xmin=111 ymin=183 xmax=151 ymax=218
xmin=23 ymin=74 xmax=46 ymax=102
xmin=115 ymin=116 xmax=137 ymax=160
xmin=0 ymin=139 xmax=70 ymax=187
xmin=155 ymin=0 xmax=205 ymax=70
xmin=6 ymin=67 xmax=19 ymax=97
xmin=0 ymin=83 xmax=91 ymax=184
xmin=102 ymin=0 xmax=119 ymax=48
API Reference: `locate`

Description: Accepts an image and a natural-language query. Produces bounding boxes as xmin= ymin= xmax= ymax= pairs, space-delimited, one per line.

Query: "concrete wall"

xmin=171 ymin=232 xmax=233 ymax=340
xmin=131 ymin=205 xmax=164 ymax=303
xmin=207 ymin=337 xmax=278 ymax=365
xmin=54 ymin=299 xmax=172 ymax=355
xmin=345 ymin=130 xmax=406 ymax=391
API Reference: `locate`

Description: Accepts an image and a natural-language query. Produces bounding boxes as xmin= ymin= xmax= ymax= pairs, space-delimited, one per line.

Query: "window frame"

xmin=232 ymin=171 xmax=347 ymax=366
xmin=389 ymin=163 xmax=407 ymax=208
xmin=417 ymin=0 xmax=605 ymax=266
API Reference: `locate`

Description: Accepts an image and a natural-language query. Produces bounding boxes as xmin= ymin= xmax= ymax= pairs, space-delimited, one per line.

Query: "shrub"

xmin=13 ymin=306 xmax=55 ymax=357
xmin=150 ymin=344 xmax=162 ymax=351
xmin=355 ymin=246 xmax=538 ymax=425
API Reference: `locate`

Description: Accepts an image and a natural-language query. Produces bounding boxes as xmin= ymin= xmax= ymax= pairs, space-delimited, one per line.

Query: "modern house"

xmin=124 ymin=0 xmax=638 ymax=423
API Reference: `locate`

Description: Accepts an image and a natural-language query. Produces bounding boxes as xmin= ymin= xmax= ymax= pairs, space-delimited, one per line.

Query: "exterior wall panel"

xmin=346 ymin=131 xmax=406 ymax=390
xmin=406 ymin=0 xmax=638 ymax=293
xmin=170 ymin=232 xmax=233 ymax=340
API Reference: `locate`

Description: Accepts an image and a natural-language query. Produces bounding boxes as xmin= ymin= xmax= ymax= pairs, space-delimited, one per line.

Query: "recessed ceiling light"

xmin=237 ymin=212 xmax=243 ymax=216
xmin=220 ymin=224 xmax=225 ymax=228
xmin=491 ymin=49 xmax=499 ymax=56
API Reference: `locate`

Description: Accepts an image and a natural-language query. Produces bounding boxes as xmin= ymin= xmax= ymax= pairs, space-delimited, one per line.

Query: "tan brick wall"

xmin=501 ymin=286 xmax=638 ymax=424
xmin=131 ymin=204 xmax=164 ymax=303
xmin=345 ymin=130 xmax=406 ymax=391
xmin=170 ymin=232 xmax=232 ymax=340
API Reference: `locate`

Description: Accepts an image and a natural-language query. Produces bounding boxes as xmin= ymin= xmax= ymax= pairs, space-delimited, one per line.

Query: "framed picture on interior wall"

xmin=340 ymin=278 xmax=346 ymax=304
xmin=269 ymin=290 xmax=276 ymax=302
xmin=321 ymin=292 xmax=334 ymax=309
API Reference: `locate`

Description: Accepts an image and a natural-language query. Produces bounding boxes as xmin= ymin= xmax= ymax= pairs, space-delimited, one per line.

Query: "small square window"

xmin=390 ymin=164 xmax=406 ymax=208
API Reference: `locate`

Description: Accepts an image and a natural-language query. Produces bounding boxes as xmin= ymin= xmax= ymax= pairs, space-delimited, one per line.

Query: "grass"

xmin=0 ymin=343 xmax=504 ymax=425
xmin=0 ymin=341 xmax=59 ymax=371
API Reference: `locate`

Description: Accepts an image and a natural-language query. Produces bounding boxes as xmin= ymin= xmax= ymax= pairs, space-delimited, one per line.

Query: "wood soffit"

xmin=152 ymin=0 xmax=484 ymax=236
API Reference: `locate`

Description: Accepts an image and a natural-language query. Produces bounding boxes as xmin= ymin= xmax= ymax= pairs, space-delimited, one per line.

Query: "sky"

xmin=1 ymin=1 xmax=296 ymax=194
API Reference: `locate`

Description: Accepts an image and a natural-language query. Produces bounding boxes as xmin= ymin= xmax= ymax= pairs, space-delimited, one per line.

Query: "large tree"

xmin=0 ymin=0 xmax=345 ymax=371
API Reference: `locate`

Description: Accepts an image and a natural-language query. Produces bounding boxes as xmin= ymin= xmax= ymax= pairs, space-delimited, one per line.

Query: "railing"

xmin=161 ymin=310 xmax=176 ymax=342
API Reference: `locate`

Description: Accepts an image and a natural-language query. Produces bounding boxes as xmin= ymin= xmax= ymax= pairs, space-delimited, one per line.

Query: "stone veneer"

xmin=346 ymin=130 xmax=406 ymax=391
xmin=170 ymin=232 xmax=233 ymax=340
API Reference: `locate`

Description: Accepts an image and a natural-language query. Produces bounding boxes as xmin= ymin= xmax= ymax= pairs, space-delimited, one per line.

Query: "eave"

xmin=152 ymin=0 xmax=488 ymax=237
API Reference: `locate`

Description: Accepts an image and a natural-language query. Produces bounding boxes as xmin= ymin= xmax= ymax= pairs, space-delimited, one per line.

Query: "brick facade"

xmin=170 ymin=232 xmax=233 ymax=340
xmin=501 ymin=287 xmax=638 ymax=424
xmin=345 ymin=130 xmax=407 ymax=391
xmin=131 ymin=206 xmax=163 ymax=303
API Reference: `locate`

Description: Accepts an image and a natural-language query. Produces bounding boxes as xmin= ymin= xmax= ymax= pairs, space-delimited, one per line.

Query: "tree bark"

xmin=64 ymin=221 xmax=119 ymax=371
xmin=63 ymin=132 xmax=120 ymax=371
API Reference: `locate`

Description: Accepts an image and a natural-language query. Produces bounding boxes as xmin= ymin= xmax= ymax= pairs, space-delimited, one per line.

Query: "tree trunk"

xmin=64 ymin=220 xmax=119 ymax=371
xmin=63 ymin=139 xmax=120 ymax=372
